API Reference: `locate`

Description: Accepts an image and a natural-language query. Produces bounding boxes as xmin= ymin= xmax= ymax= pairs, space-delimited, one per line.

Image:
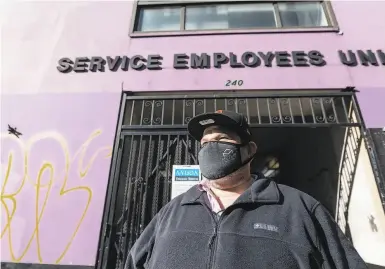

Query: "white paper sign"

xmin=171 ymin=165 xmax=201 ymax=199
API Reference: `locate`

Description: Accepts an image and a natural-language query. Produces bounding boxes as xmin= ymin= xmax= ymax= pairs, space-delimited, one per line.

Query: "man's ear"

xmin=242 ymin=142 xmax=257 ymax=163
xmin=247 ymin=141 xmax=257 ymax=158
xmin=248 ymin=141 xmax=257 ymax=157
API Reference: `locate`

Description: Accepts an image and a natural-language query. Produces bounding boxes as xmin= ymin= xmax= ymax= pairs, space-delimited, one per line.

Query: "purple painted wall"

xmin=1 ymin=93 xmax=119 ymax=265
xmin=1 ymin=0 xmax=384 ymax=266
xmin=357 ymin=89 xmax=385 ymax=128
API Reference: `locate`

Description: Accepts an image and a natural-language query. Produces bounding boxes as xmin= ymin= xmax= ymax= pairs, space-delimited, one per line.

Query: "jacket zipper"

xmin=203 ymin=202 xmax=244 ymax=269
xmin=207 ymin=210 xmax=225 ymax=269
xmin=208 ymin=224 xmax=218 ymax=269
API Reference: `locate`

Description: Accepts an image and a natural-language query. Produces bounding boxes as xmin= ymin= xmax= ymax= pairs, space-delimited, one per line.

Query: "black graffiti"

xmin=8 ymin=125 xmax=22 ymax=138
xmin=368 ymin=215 xmax=378 ymax=232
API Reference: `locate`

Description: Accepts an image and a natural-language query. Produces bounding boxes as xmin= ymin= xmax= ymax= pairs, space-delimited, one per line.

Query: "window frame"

xmin=129 ymin=0 xmax=339 ymax=37
xmin=184 ymin=2 xmax=279 ymax=30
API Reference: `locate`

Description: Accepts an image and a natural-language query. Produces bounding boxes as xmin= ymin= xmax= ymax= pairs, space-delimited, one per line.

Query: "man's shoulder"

xmin=275 ymin=182 xmax=319 ymax=212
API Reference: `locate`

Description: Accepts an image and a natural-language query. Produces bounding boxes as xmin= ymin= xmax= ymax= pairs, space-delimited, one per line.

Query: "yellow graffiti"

xmin=77 ymin=130 xmax=112 ymax=179
xmin=0 ymin=130 xmax=112 ymax=263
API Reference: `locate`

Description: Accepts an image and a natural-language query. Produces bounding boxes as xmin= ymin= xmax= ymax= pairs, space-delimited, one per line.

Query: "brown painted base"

xmin=1 ymin=263 xmax=93 ymax=269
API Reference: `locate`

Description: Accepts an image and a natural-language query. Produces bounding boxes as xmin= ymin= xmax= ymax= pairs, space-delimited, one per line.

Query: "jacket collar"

xmin=181 ymin=176 xmax=280 ymax=206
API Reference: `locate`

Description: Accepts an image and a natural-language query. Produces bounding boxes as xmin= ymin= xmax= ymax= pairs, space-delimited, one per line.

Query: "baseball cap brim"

xmin=187 ymin=112 xmax=249 ymax=142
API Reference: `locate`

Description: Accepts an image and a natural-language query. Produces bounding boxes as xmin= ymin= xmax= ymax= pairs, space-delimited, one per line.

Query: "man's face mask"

xmin=198 ymin=141 xmax=252 ymax=180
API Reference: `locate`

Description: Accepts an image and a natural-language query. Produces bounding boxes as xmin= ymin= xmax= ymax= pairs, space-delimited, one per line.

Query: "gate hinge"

xmin=104 ymin=223 xmax=112 ymax=238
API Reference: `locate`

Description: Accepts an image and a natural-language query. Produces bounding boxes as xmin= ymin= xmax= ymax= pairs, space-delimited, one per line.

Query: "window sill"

xmin=130 ymin=27 xmax=340 ymax=38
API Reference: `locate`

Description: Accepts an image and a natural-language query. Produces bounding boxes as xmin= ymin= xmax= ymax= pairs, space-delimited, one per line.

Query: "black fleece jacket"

xmin=125 ymin=178 xmax=367 ymax=269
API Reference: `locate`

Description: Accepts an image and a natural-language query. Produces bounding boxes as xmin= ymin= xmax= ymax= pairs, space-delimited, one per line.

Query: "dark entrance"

xmin=96 ymin=91 xmax=364 ymax=269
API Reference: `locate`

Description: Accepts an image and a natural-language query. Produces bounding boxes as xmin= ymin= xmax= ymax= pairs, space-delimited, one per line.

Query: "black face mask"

xmin=198 ymin=141 xmax=252 ymax=180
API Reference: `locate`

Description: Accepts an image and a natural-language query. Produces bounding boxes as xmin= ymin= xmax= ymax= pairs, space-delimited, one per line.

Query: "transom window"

xmin=134 ymin=1 xmax=332 ymax=33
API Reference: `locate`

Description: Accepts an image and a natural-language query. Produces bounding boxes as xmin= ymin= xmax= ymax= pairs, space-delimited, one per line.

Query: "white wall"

xmin=349 ymin=143 xmax=385 ymax=266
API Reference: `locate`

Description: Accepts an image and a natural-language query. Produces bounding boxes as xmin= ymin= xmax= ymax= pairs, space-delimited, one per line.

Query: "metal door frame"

xmin=365 ymin=129 xmax=385 ymax=210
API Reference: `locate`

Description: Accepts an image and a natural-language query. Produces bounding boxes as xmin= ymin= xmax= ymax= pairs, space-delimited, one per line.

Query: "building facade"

xmin=1 ymin=1 xmax=385 ymax=269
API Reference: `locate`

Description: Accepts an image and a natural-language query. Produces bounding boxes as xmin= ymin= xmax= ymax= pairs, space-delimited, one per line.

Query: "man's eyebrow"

xmin=218 ymin=134 xmax=231 ymax=138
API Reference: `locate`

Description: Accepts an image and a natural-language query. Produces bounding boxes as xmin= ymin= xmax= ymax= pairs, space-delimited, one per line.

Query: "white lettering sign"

xmin=171 ymin=165 xmax=201 ymax=199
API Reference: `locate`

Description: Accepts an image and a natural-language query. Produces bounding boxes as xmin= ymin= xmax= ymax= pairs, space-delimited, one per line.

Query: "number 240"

xmin=226 ymin=80 xmax=244 ymax=87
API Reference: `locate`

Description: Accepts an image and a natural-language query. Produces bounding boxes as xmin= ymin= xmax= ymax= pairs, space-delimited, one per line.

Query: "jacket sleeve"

xmin=312 ymin=203 xmax=367 ymax=269
xmin=124 ymin=214 xmax=159 ymax=269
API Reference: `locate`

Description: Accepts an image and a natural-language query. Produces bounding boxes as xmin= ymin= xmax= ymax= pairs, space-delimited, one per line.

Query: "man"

xmin=125 ymin=110 xmax=367 ymax=269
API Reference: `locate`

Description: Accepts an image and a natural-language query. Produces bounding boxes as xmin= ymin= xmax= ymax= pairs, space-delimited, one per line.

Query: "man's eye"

xmin=201 ymin=142 xmax=207 ymax=147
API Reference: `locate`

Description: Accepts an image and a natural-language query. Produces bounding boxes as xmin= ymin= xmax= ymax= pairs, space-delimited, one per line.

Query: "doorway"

xmin=96 ymin=91 xmax=364 ymax=269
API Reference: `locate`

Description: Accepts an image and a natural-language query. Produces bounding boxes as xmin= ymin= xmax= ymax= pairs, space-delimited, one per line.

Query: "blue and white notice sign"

xmin=171 ymin=165 xmax=201 ymax=199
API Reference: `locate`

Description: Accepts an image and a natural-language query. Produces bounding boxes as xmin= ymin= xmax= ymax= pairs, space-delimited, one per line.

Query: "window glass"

xmin=185 ymin=3 xmax=277 ymax=30
xmin=278 ymin=2 xmax=328 ymax=27
xmin=136 ymin=7 xmax=181 ymax=32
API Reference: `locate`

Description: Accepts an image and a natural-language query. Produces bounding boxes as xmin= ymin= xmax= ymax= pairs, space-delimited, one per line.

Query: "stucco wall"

xmin=1 ymin=0 xmax=384 ymax=266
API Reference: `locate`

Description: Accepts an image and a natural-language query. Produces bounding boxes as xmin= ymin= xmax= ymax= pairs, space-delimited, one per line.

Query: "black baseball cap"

xmin=187 ymin=110 xmax=252 ymax=142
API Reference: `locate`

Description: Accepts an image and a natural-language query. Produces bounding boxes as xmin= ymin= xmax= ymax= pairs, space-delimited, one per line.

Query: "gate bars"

xmin=121 ymin=92 xmax=360 ymax=129
xmin=110 ymin=133 xmax=198 ymax=269
xmin=96 ymin=91 xmax=364 ymax=269
xmin=100 ymin=133 xmax=199 ymax=269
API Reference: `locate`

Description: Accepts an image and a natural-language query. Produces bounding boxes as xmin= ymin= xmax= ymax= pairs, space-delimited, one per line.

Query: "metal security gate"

xmin=96 ymin=91 xmax=364 ymax=269
xmin=105 ymin=133 xmax=199 ymax=269
xmin=366 ymin=129 xmax=385 ymax=210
